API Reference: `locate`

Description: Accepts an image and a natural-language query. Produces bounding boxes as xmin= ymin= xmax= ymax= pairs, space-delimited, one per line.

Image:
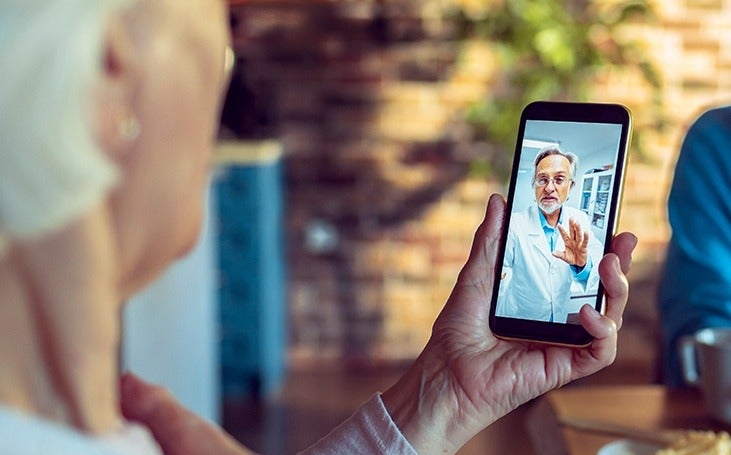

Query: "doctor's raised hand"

xmin=554 ymin=217 xmax=590 ymax=267
xmin=121 ymin=194 xmax=637 ymax=455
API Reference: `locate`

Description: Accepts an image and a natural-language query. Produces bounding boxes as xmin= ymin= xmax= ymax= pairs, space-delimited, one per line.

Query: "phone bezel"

xmin=488 ymin=100 xmax=632 ymax=347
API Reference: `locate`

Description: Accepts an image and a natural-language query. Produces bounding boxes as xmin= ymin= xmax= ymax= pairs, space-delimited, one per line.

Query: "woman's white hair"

xmin=0 ymin=0 xmax=132 ymax=256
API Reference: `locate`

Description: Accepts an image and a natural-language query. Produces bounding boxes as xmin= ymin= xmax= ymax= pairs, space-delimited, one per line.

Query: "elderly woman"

xmin=0 ymin=0 xmax=229 ymax=452
xmin=0 ymin=0 xmax=636 ymax=453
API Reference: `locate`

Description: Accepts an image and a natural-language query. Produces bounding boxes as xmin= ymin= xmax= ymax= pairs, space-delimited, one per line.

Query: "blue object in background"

xmin=213 ymin=141 xmax=286 ymax=398
xmin=123 ymin=185 xmax=220 ymax=423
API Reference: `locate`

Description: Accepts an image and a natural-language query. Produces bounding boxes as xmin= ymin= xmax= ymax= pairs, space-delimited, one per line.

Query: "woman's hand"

xmin=120 ymin=373 xmax=256 ymax=455
xmin=381 ymin=194 xmax=637 ymax=454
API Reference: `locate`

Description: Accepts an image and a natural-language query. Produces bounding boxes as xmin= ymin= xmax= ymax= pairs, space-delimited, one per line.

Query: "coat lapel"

xmin=527 ymin=205 xmax=554 ymax=262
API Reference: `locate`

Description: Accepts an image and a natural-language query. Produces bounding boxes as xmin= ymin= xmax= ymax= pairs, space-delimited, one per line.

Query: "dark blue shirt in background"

xmin=659 ymin=106 xmax=731 ymax=387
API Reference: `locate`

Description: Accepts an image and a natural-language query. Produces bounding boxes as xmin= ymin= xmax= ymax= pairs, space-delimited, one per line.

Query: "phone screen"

xmin=489 ymin=101 xmax=631 ymax=346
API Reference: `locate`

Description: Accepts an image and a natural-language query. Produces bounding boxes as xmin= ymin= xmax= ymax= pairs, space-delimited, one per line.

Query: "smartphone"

xmin=488 ymin=101 xmax=632 ymax=347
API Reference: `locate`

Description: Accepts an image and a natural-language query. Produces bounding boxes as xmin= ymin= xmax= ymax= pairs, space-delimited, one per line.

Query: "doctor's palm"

xmin=554 ymin=218 xmax=589 ymax=267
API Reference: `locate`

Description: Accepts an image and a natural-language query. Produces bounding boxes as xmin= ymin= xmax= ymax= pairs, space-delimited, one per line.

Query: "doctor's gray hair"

xmin=532 ymin=146 xmax=579 ymax=179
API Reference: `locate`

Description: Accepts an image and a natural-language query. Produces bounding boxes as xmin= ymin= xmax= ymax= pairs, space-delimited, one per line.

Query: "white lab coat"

xmin=496 ymin=205 xmax=603 ymax=323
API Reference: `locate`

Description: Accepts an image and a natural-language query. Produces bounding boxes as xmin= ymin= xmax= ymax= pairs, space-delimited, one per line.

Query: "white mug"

xmin=679 ymin=327 xmax=731 ymax=424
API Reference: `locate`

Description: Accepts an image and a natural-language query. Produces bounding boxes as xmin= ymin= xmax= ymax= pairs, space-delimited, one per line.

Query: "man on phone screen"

xmin=496 ymin=147 xmax=603 ymax=323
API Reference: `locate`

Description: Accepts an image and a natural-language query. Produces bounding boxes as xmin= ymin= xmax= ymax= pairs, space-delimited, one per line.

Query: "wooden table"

xmin=527 ymin=385 xmax=730 ymax=454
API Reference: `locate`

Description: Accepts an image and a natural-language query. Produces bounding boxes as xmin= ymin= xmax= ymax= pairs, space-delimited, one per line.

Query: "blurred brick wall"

xmin=591 ymin=0 xmax=731 ymax=261
xmin=227 ymin=0 xmax=731 ymax=364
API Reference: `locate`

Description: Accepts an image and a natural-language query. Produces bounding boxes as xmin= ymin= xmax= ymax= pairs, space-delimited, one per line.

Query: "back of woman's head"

xmin=0 ymin=0 xmax=133 ymax=256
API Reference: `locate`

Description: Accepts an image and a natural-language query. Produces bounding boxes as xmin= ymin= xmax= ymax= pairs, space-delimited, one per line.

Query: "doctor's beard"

xmin=538 ymin=199 xmax=562 ymax=215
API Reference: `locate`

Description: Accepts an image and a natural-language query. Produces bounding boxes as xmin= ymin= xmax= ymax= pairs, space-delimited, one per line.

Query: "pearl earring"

xmin=118 ymin=114 xmax=141 ymax=142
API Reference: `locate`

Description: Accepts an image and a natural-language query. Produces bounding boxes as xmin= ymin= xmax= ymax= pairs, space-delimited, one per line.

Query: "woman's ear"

xmin=94 ymin=14 xmax=141 ymax=160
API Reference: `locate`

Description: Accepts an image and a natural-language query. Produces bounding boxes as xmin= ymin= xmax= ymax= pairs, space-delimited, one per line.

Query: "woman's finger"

xmin=120 ymin=373 xmax=248 ymax=455
xmin=599 ymin=253 xmax=629 ymax=328
xmin=610 ymin=232 xmax=637 ymax=275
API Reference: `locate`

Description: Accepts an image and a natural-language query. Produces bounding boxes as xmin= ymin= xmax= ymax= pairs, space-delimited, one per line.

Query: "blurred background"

xmin=123 ymin=0 xmax=731 ymax=453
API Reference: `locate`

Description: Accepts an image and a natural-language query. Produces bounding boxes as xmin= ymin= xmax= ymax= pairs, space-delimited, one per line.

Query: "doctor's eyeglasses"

xmin=533 ymin=175 xmax=573 ymax=188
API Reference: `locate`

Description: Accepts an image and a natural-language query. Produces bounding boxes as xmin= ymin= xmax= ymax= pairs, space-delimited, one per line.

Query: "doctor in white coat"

xmin=496 ymin=147 xmax=603 ymax=323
